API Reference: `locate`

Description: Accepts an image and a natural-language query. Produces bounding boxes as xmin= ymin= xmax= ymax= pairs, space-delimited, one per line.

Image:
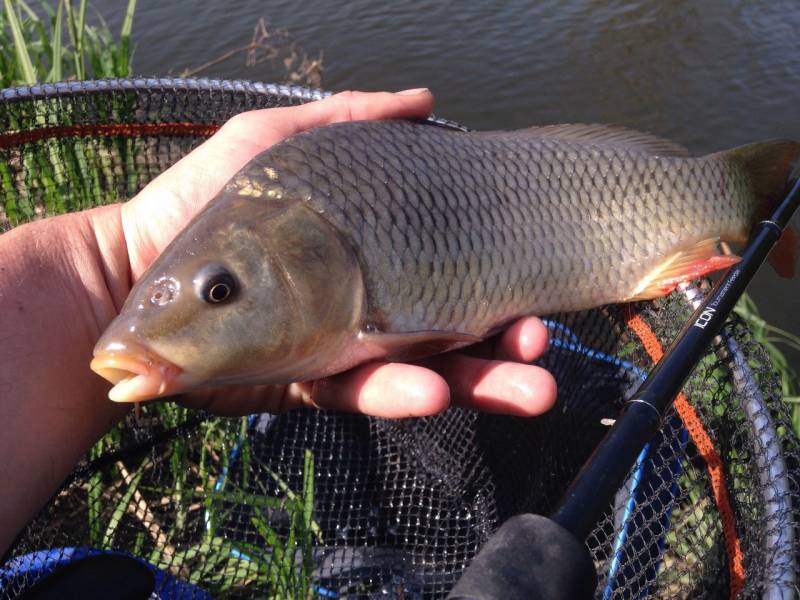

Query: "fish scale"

xmin=249 ymin=119 xmax=751 ymax=335
xmin=92 ymin=119 xmax=799 ymax=402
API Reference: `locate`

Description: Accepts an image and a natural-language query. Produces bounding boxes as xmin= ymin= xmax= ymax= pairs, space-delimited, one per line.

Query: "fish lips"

xmin=90 ymin=342 xmax=185 ymax=403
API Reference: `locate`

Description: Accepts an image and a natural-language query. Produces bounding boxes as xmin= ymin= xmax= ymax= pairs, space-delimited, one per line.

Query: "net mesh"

xmin=1 ymin=78 xmax=798 ymax=599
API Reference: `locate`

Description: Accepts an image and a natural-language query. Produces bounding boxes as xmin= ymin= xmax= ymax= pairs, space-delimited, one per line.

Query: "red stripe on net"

xmin=0 ymin=121 xmax=221 ymax=148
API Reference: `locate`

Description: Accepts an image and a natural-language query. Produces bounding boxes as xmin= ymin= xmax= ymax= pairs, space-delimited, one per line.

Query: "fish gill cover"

xmin=0 ymin=79 xmax=799 ymax=599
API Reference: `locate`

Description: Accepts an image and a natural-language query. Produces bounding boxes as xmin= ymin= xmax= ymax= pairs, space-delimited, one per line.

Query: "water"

xmin=95 ymin=0 xmax=800 ymax=366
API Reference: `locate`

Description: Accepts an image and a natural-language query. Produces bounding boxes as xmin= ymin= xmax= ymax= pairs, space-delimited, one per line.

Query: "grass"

xmin=0 ymin=0 xmax=136 ymax=87
xmin=735 ymin=292 xmax=800 ymax=430
xmin=0 ymin=0 xmax=140 ymax=230
xmin=85 ymin=426 xmax=322 ymax=597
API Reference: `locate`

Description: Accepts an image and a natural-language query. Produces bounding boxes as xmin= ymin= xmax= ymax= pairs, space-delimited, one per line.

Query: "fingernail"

xmin=396 ymin=87 xmax=429 ymax=96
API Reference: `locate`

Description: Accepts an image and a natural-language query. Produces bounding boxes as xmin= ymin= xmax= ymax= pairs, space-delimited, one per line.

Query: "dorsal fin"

xmin=483 ymin=124 xmax=689 ymax=157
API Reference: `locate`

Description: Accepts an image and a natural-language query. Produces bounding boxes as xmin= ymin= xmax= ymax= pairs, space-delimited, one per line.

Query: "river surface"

xmin=93 ymin=0 xmax=800 ymax=368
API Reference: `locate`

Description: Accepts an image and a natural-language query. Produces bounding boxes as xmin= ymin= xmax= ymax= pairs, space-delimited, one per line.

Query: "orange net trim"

xmin=624 ymin=305 xmax=745 ymax=598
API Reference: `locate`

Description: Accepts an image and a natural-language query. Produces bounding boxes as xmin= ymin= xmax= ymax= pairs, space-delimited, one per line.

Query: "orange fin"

xmin=768 ymin=224 xmax=798 ymax=278
xmin=359 ymin=329 xmax=481 ymax=362
xmin=628 ymin=239 xmax=741 ymax=301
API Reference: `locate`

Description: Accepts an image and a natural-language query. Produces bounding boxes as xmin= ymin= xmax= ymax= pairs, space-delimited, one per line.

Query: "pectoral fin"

xmin=628 ymin=238 xmax=741 ymax=301
xmin=358 ymin=329 xmax=482 ymax=361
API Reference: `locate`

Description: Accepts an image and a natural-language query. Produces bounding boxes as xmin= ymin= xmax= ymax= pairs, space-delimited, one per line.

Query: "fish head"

xmin=91 ymin=191 xmax=365 ymax=402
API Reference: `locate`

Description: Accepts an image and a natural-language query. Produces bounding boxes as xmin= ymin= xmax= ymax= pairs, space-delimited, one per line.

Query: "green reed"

xmin=735 ymin=292 xmax=800 ymax=431
xmin=1 ymin=0 xmax=135 ymax=86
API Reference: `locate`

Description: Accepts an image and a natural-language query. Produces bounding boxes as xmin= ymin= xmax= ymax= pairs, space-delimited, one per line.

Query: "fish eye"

xmin=194 ymin=265 xmax=237 ymax=305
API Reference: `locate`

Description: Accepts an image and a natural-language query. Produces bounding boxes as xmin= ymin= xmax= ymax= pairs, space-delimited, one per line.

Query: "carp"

xmin=91 ymin=120 xmax=799 ymax=402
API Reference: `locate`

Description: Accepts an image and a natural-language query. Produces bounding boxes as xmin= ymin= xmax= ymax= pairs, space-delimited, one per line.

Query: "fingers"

xmin=252 ymin=88 xmax=434 ymax=142
xmin=180 ymin=315 xmax=555 ymax=419
xmin=461 ymin=316 xmax=550 ymax=363
xmin=207 ymin=88 xmax=434 ymax=170
xmin=180 ymin=357 xmax=556 ymax=419
xmin=306 ymin=315 xmax=554 ymax=417
xmin=177 ymin=363 xmax=450 ymax=418
xmin=496 ymin=316 xmax=549 ymax=362
xmin=310 ymin=354 xmax=556 ymax=418
xmin=418 ymin=351 xmax=557 ymax=416
xmin=310 ymin=362 xmax=450 ymax=418
xmin=307 ymin=315 xmax=553 ymax=417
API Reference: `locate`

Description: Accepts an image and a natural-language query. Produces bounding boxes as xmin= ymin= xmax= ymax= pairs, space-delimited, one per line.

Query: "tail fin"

xmin=716 ymin=140 xmax=800 ymax=277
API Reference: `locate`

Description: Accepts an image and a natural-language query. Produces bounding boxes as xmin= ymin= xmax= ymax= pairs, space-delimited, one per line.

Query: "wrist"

xmin=0 ymin=209 xmax=132 ymax=556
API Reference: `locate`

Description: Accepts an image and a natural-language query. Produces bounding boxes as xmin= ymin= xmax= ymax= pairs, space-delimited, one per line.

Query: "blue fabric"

xmin=0 ymin=547 xmax=212 ymax=599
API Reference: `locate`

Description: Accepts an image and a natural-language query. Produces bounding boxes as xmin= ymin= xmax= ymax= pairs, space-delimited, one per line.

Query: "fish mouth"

xmin=91 ymin=345 xmax=184 ymax=403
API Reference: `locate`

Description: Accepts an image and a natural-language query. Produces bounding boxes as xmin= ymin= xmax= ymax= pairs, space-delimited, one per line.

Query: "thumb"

xmin=121 ymin=89 xmax=434 ymax=279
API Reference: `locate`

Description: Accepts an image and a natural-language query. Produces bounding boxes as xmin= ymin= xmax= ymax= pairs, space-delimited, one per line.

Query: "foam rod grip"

xmin=447 ymin=514 xmax=597 ymax=600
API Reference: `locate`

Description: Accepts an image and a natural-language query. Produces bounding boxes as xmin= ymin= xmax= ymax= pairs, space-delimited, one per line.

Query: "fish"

xmin=90 ymin=119 xmax=800 ymax=402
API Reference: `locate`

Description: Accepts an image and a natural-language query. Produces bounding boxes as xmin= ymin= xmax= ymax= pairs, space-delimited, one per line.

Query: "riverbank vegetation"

xmin=1 ymin=0 xmax=135 ymax=86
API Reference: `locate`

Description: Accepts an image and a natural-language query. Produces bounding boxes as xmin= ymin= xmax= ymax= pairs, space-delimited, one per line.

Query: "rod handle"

xmin=447 ymin=514 xmax=597 ymax=600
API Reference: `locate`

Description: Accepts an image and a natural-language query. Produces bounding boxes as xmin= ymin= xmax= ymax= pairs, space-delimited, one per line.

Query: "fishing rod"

xmin=448 ymin=173 xmax=800 ymax=600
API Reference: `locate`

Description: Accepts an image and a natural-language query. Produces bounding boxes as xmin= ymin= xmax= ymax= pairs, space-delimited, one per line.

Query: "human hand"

xmin=0 ymin=90 xmax=555 ymax=552
xmin=98 ymin=89 xmax=557 ymax=418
